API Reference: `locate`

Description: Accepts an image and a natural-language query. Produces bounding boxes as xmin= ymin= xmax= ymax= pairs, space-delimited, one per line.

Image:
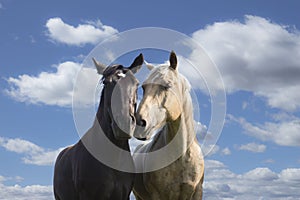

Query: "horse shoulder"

xmin=142 ymin=142 xmax=204 ymax=198
xmin=54 ymin=145 xmax=75 ymax=176
xmin=54 ymin=145 xmax=78 ymax=199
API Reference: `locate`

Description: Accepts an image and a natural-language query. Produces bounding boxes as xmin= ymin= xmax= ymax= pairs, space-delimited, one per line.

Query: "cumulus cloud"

xmin=0 ymin=137 xmax=64 ymax=166
xmin=243 ymin=167 xmax=278 ymax=180
xmin=0 ymin=180 xmax=53 ymax=200
xmin=1 ymin=160 xmax=299 ymax=200
xmin=204 ymin=159 xmax=300 ymax=199
xmin=5 ymin=61 xmax=99 ymax=107
xmin=239 ymin=142 xmax=266 ymax=153
xmin=46 ymin=17 xmax=118 ymax=46
xmin=191 ymin=15 xmax=300 ymax=111
xmin=228 ymin=114 xmax=300 ymax=147
xmin=280 ymin=168 xmax=300 ymax=182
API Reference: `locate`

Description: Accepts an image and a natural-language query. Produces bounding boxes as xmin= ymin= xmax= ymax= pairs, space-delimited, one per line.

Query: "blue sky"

xmin=1 ymin=0 xmax=300 ymax=199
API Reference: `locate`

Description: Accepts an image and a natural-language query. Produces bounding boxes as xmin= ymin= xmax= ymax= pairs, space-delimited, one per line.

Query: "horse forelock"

xmin=101 ymin=65 xmax=122 ymax=81
xmin=144 ymin=65 xmax=175 ymax=87
xmin=145 ymin=65 xmax=191 ymax=94
xmin=101 ymin=65 xmax=138 ymax=86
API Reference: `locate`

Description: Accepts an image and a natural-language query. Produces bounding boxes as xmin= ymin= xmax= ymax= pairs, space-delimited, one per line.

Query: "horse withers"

xmin=53 ymin=54 xmax=143 ymax=200
xmin=133 ymin=51 xmax=204 ymax=200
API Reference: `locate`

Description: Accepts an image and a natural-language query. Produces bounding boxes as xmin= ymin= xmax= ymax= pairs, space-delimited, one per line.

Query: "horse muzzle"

xmin=112 ymin=114 xmax=136 ymax=140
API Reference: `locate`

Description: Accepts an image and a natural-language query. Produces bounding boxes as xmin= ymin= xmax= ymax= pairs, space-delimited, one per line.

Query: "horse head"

xmin=93 ymin=54 xmax=143 ymax=140
xmin=134 ymin=51 xmax=184 ymax=140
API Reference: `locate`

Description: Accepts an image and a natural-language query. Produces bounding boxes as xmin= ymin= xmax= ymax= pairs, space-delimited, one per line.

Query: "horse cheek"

xmin=165 ymin=95 xmax=181 ymax=121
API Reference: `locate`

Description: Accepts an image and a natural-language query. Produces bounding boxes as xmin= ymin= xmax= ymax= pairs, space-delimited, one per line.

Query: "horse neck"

xmin=164 ymin=84 xmax=196 ymax=153
xmin=86 ymin=89 xmax=130 ymax=151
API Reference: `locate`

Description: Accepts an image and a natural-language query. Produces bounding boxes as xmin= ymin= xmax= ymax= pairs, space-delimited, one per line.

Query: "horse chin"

xmin=112 ymin=121 xmax=134 ymax=140
xmin=133 ymin=126 xmax=155 ymax=141
xmin=133 ymin=126 xmax=145 ymax=140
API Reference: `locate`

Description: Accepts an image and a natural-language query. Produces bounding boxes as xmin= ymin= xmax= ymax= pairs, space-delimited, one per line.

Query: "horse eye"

xmin=161 ymin=84 xmax=171 ymax=91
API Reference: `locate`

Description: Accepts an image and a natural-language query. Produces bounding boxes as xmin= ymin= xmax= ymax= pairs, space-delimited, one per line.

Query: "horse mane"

xmin=145 ymin=64 xmax=191 ymax=96
xmin=144 ymin=65 xmax=175 ymax=87
xmin=179 ymin=74 xmax=191 ymax=93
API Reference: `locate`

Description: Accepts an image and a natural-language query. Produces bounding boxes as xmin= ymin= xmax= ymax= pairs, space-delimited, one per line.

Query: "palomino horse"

xmin=133 ymin=51 xmax=204 ymax=200
xmin=53 ymin=54 xmax=143 ymax=200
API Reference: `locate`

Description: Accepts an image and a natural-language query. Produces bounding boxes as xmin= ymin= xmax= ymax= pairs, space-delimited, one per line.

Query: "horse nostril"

xmin=141 ymin=119 xmax=146 ymax=127
xmin=137 ymin=119 xmax=146 ymax=127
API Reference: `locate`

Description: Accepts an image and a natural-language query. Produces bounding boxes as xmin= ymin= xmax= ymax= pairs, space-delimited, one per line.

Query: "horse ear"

xmin=169 ymin=51 xmax=177 ymax=70
xmin=129 ymin=53 xmax=144 ymax=74
xmin=92 ymin=58 xmax=106 ymax=75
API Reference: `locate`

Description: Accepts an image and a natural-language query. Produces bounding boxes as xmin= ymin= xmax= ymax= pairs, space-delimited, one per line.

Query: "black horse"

xmin=54 ymin=54 xmax=143 ymax=200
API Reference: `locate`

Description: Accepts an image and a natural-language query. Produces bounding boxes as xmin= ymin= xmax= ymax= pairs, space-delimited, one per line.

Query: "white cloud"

xmin=205 ymin=159 xmax=227 ymax=169
xmin=1 ymin=138 xmax=43 ymax=154
xmin=239 ymin=142 xmax=266 ymax=153
xmin=22 ymin=148 xmax=63 ymax=166
xmin=280 ymin=168 xmax=300 ymax=182
xmin=5 ymin=61 xmax=99 ymax=107
xmin=1 ymin=160 xmax=299 ymax=200
xmin=0 ymin=176 xmax=6 ymax=182
xmin=195 ymin=121 xmax=209 ymax=140
xmin=191 ymin=15 xmax=300 ymax=111
xmin=204 ymin=159 xmax=300 ymax=199
xmin=46 ymin=17 xmax=118 ymax=46
xmin=0 ymin=182 xmax=53 ymax=200
xmin=270 ymin=112 xmax=299 ymax=122
xmin=0 ymin=176 xmax=24 ymax=184
xmin=228 ymin=114 xmax=300 ymax=147
xmin=0 ymin=175 xmax=52 ymax=200
xmin=0 ymin=137 xmax=64 ymax=166
xmin=221 ymin=147 xmax=231 ymax=155
xmin=201 ymin=144 xmax=220 ymax=157
xmin=243 ymin=167 xmax=278 ymax=180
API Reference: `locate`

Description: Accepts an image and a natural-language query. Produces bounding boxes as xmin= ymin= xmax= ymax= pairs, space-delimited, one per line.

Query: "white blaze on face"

xmin=117 ymin=72 xmax=126 ymax=78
